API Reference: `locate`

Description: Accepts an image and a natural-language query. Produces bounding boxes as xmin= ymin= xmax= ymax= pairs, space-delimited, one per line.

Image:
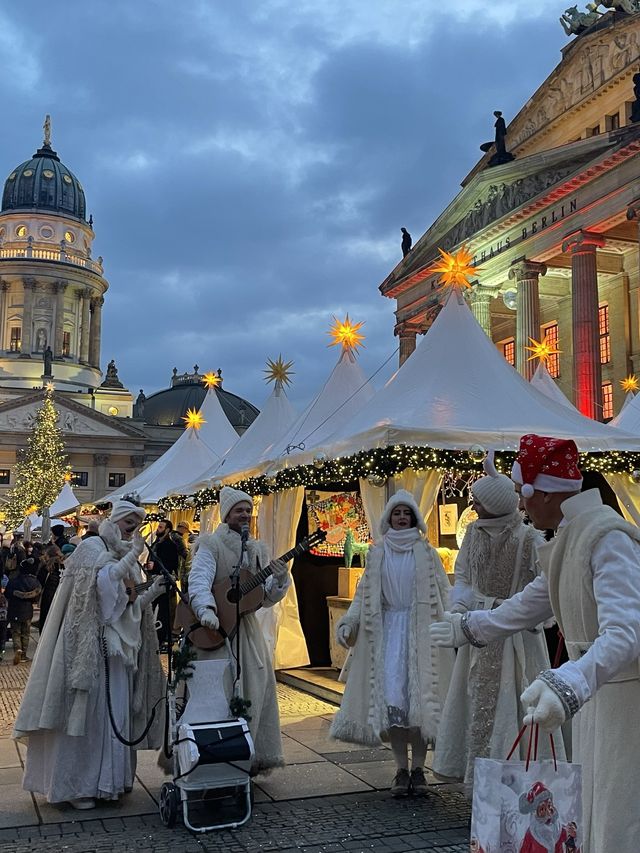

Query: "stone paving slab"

xmin=255 ymin=760 xmax=372 ymax=801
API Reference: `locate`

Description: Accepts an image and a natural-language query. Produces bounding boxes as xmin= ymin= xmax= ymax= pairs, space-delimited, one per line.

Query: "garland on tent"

xmin=158 ymin=444 xmax=640 ymax=512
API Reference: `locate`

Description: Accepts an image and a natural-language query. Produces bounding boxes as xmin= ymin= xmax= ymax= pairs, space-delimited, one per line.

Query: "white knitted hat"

xmin=110 ymin=500 xmax=145 ymax=523
xmin=471 ymin=474 xmax=518 ymax=517
xmin=219 ymin=486 xmax=253 ymax=522
xmin=379 ymin=489 xmax=426 ymax=536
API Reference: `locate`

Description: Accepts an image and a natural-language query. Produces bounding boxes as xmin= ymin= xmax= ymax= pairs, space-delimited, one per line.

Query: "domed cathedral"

xmin=0 ymin=119 xmax=258 ymax=507
xmin=382 ymin=4 xmax=640 ymax=422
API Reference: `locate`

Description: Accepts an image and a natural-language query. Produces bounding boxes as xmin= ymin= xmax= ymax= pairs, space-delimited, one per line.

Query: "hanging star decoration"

xmin=621 ymin=374 xmax=639 ymax=394
xmin=328 ymin=314 xmax=365 ymax=353
xmin=263 ymin=355 xmax=294 ymax=386
xmin=202 ymin=371 xmax=221 ymax=389
xmin=63 ymin=471 xmax=72 ymax=482
xmin=45 ymin=381 xmax=55 ymax=394
xmin=525 ymin=335 xmax=561 ymax=363
xmin=182 ymin=408 xmax=206 ymax=430
xmin=430 ymin=246 xmax=481 ymax=290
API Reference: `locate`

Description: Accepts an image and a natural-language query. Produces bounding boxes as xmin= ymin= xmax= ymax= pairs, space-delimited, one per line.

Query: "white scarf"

xmin=383 ymin=527 xmax=421 ymax=554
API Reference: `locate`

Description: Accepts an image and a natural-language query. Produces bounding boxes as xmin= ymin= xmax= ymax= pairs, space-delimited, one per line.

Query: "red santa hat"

xmin=511 ymin=434 xmax=582 ymax=499
xmin=519 ymin=781 xmax=553 ymax=814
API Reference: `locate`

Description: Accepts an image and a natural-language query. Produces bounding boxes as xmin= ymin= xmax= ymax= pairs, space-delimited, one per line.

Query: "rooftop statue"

xmin=480 ymin=111 xmax=515 ymax=167
xmin=587 ymin=0 xmax=640 ymax=12
xmin=559 ymin=5 xmax=600 ymax=35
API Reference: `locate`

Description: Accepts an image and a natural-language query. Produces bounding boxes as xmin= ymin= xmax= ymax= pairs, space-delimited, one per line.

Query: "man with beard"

xmin=518 ymin=782 xmax=567 ymax=853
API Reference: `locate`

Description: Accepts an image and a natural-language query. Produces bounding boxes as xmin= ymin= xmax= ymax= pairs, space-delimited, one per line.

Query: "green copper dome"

xmin=2 ymin=143 xmax=87 ymax=222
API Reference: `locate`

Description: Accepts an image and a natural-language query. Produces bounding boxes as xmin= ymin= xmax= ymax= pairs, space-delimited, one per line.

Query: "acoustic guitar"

xmin=124 ymin=577 xmax=157 ymax=605
xmin=176 ymin=529 xmax=327 ymax=650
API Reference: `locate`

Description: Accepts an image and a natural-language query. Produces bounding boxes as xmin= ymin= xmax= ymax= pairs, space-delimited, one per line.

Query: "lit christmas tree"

xmin=4 ymin=387 xmax=71 ymax=529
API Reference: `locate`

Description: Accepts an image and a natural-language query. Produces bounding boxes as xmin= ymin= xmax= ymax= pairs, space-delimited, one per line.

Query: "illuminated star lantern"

xmin=202 ymin=371 xmax=221 ymax=390
xmin=263 ymin=355 xmax=294 ymax=386
xmin=182 ymin=408 xmax=206 ymax=430
xmin=430 ymin=246 xmax=481 ymax=290
xmin=45 ymin=381 xmax=55 ymax=394
xmin=525 ymin=336 xmax=561 ymax=364
xmin=621 ymin=374 xmax=639 ymax=394
xmin=63 ymin=471 xmax=72 ymax=482
xmin=328 ymin=314 xmax=365 ymax=353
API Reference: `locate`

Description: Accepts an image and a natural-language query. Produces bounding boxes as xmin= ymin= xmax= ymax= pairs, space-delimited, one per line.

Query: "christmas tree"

xmin=4 ymin=387 xmax=71 ymax=529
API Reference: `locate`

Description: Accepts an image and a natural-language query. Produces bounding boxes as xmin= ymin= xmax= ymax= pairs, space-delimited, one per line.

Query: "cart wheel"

xmin=159 ymin=782 xmax=178 ymax=828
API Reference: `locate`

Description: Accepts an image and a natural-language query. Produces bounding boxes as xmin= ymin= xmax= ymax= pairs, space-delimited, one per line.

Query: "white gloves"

xmin=269 ymin=558 xmax=288 ymax=584
xmin=112 ymin=551 xmax=136 ymax=581
xmin=521 ymin=679 xmax=566 ymax=732
xmin=199 ymin=609 xmax=219 ymax=631
xmin=131 ymin=531 xmax=145 ymax=558
xmin=336 ymin=623 xmax=353 ymax=649
xmin=138 ymin=576 xmax=166 ymax=609
xmin=429 ymin=612 xmax=468 ymax=648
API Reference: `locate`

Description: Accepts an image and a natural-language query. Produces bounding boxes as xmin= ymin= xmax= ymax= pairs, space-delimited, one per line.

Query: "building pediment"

xmin=381 ymin=125 xmax=640 ymax=297
xmin=0 ymin=390 xmax=145 ymax=438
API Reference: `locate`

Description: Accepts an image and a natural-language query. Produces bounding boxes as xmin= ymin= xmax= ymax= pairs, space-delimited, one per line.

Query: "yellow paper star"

xmin=328 ymin=314 xmax=365 ymax=353
xmin=525 ymin=336 xmax=561 ymax=363
xmin=430 ymin=246 xmax=481 ymax=289
xmin=621 ymin=375 xmax=639 ymax=394
xmin=63 ymin=471 xmax=72 ymax=482
xmin=202 ymin=371 xmax=221 ymax=389
xmin=263 ymin=355 xmax=294 ymax=386
xmin=45 ymin=381 xmax=55 ymax=393
xmin=182 ymin=408 xmax=206 ymax=429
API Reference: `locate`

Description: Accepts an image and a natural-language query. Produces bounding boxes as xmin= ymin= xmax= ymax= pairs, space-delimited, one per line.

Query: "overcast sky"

xmin=1 ymin=0 xmax=569 ymax=411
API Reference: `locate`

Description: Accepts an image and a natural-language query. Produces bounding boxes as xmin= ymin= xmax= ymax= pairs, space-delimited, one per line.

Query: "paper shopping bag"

xmin=470 ymin=755 xmax=582 ymax=852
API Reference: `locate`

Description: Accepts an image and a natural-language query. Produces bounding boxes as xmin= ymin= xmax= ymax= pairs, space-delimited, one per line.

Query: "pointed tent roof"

xmin=300 ymin=291 xmax=639 ymax=463
xmin=611 ymin=391 xmax=640 ymax=430
xmin=259 ymin=348 xmax=376 ymax=471
xmin=50 ymin=482 xmax=80 ymax=517
xmin=175 ymin=381 xmax=297 ymax=492
xmin=100 ymin=387 xmax=240 ymax=504
xmin=529 ymin=363 xmax=576 ymax=411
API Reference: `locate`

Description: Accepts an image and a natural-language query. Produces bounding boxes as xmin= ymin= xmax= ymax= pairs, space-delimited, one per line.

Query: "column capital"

xmin=52 ymin=280 xmax=67 ymax=294
xmin=130 ymin=454 xmax=146 ymax=468
xmin=394 ymin=320 xmax=420 ymax=338
xmin=0 ymin=279 xmax=9 ymax=292
xmin=22 ymin=277 xmax=37 ymax=290
xmin=93 ymin=453 xmax=110 ymax=466
xmin=562 ymin=230 xmax=606 ymax=256
xmin=508 ymin=259 xmax=547 ymax=281
xmin=468 ymin=284 xmax=493 ymax=304
xmin=90 ymin=295 xmax=104 ymax=311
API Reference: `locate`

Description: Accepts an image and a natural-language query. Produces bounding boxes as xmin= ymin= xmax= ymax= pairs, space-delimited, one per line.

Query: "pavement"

xmin=0 ymin=629 xmax=471 ymax=852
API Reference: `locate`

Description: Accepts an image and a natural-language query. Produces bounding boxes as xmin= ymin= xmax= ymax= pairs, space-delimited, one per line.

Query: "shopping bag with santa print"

xmin=470 ymin=725 xmax=582 ymax=852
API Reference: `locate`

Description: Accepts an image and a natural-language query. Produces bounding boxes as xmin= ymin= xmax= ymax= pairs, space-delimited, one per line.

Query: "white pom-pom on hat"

xmin=521 ymin=483 xmax=535 ymax=498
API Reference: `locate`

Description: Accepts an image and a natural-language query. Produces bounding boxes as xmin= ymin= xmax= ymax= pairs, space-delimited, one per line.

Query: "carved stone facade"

xmin=381 ymin=12 xmax=640 ymax=421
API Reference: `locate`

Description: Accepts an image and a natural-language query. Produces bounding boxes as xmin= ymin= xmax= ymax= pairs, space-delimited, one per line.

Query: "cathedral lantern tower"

xmin=0 ymin=116 xmax=109 ymax=399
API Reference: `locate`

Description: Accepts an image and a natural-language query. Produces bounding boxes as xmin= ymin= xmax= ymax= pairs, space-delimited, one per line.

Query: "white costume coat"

xmin=465 ymin=490 xmax=640 ymax=853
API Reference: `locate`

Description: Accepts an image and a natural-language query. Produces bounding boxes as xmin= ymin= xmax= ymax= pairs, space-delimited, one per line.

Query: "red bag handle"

xmin=506 ymin=723 xmax=557 ymax=772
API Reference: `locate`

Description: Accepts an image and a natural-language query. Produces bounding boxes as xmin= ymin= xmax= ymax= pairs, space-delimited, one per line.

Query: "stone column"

xmin=93 ymin=453 xmax=110 ymax=500
xmin=52 ymin=281 xmax=67 ymax=357
xmin=19 ymin=278 xmax=36 ymax=357
xmin=468 ymin=285 xmax=493 ymax=337
xmin=395 ymin=322 xmax=418 ymax=366
xmin=130 ymin=454 xmax=146 ymax=477
xmin=79 ymin=288 xmax=92 ymax=363
xmin=562 ymin=230 xmax=607 ymax=420
xmin=627 ymin=200 xmax=640 ymax=276
xmin=89 ymin=295 xmax=104 ymax=368
xmin=0 ymin=280 xmax=8 ymax=351
xmin=509 ymin=259 xmax=547 ymax=379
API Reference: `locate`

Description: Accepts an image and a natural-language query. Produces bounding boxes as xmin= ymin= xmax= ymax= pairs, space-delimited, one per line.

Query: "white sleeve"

xmin=450 ymin=542 xmax=474 ymax=611
xmin=263 ymin=572 xmax=291 ymax=605
xmin=553 ymin=531 xmax=640 ymax=706
xmin=97 ymin=563 xmax=130 ymax=624
xmin=188 ymin=546 xmax=217 ymax=621
xmin=466 ymin=573 xmax=554 ymax=644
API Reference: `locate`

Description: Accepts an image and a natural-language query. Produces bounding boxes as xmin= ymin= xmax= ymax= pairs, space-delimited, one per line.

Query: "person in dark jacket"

xmin=6 ymin=559 xmax=41 ymax=665
xmin=50 ymin=524 xmax=68 ymax=551
xmin=147 ymin=519 xmax=186 ymax=647
xmin=36 ymin=545 xmax=63 ymax=634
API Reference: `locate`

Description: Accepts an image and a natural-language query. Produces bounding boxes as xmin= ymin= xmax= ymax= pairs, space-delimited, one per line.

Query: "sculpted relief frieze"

xmin=509 ymin=23 xmax=639 ymax=149
xmin=439 ymin=162 xmax=582 ymax=252
xmin=0 ymin=405 xmax=109 ymax=435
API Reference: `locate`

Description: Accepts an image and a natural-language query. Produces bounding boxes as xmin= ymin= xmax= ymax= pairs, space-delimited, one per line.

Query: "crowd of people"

xmin=4 ymin=435 xmax=639 ymax=851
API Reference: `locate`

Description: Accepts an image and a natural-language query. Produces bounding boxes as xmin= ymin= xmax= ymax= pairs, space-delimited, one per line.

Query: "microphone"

xmin=240 ymin=524 xmax=250 ymax=543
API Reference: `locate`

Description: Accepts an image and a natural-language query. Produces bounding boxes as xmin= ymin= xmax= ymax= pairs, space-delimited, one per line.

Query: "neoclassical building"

xmin=0 ymin=121 xmax=257 ymax=507
xmin=382 ymin=8 xmax=640 ymax=421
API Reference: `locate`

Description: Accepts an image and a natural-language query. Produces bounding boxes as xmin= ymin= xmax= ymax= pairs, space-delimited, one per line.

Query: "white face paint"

xmin=114 ymin=513 xmax=141 ymax=539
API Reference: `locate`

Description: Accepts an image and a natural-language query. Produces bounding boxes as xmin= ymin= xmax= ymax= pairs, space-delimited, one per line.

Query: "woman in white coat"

xmin=330 ymin=490 xmax=454 ymax=797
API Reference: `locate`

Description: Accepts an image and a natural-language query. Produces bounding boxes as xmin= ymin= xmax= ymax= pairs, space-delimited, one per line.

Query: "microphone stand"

xmin=230 ymin=530 xmax=248 ymax=695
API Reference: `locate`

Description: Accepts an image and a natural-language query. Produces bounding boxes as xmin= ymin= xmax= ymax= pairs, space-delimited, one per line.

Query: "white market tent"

xmin=49 ymin=482 xmax=80 ymax=517
xmin=176 ymin=379 xmax=297 ymax=494
xmin=292 ymin=291 xmax=640 ymax=467
xmin=257 ymin=347 xmax=376 ymax=475
xmin=100 ymin=387 xmax=240 ymax=505
xmin=529 ymin=363 xmax=577 ymax=411
xmin=611 ymin=391 xmax=638 ymax=429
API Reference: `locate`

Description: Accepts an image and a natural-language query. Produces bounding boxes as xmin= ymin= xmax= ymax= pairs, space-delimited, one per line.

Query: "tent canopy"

xmin=49 ymin=482 xmax=80 ymax=517
xmin=529 ymin=363 xmax=576 ymax=411
xmin=611 ymin=392 xmax=638 ymax=430
xmin=291 ymin=291 xmax=639 ymax=468
xmin=99 ymin=387 xmax=240 ymax=505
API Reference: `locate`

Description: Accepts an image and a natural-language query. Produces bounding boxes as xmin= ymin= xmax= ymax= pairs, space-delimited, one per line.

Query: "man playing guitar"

xmin=188 ymin=486 xmax=289 ymax=773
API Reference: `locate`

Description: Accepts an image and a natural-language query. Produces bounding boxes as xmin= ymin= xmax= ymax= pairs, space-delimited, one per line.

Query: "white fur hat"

xmin=220 ymin=486 xmax=253 ymax=522
xmin=379 ymin=489 xmax=426 ymax=536
xmin=110 ymin=500 xmax=145 ymax=523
